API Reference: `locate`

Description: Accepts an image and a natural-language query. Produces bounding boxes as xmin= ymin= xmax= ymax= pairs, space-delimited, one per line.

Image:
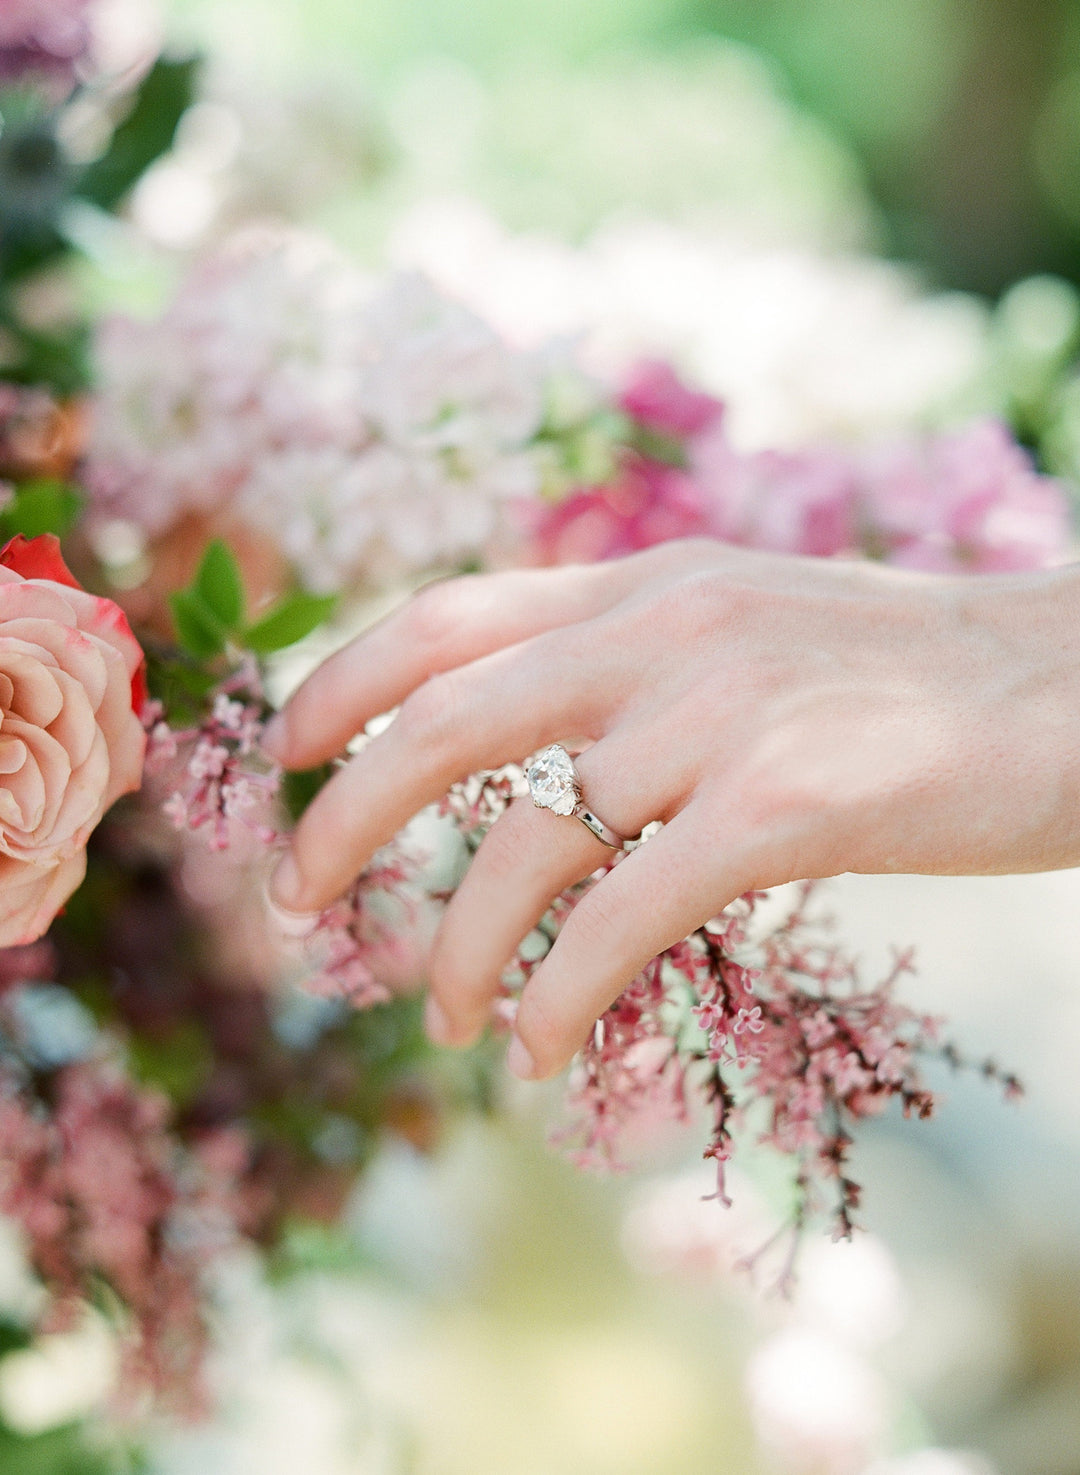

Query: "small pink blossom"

xmin=618 ymin=359 xmax=725 ymax=438
xmin=0 ymin=1052 xmax=245 ymax=1410
xmin=160 ymin=669 xmax=280 ymax=851
xmin=286 ymin=843 xmax=421 ymax=1007
xmin=734 ymin=1006 xmax=765 ymax=1035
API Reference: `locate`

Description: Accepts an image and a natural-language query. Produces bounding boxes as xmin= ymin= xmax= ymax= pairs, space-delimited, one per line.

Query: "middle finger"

xmin=426 ymin=727 xmax=691 ymax=1045
xmin=274 ymin=623 xmax=620 ymax=912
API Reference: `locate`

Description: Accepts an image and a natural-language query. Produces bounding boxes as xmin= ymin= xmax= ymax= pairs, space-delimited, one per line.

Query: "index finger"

xmin=261 ymin=562 xmax=625 ymax=770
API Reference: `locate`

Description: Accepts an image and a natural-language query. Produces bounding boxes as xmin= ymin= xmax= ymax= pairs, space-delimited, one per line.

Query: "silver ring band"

xmin=524 ymin=743 xmax=636 ymax=850
xmin=572 ymin=803 xmax=628 ymax=849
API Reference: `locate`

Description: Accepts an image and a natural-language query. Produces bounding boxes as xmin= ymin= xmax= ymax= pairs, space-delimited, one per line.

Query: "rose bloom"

xmin=0 ymin=534 xmax=145 ymax=946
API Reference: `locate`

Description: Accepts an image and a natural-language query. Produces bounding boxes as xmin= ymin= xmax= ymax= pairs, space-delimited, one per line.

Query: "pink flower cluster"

xmin=86 ymin=233 xmax=545 ymax=593
xmin=0 ymin=1054 xmax=247 ymax=1409
xmin=527 ymin=361 xmax=1071 ymax=573
xmin=370 ymin=770 xmax=1023 ymax=1264
xmin=561 ymin=879 xmax=1019 ymax=1262
xmin=152 ymin=671 xmax=281 ymax=852
xmin=292 ymin=845 xmax=419 ymax=1008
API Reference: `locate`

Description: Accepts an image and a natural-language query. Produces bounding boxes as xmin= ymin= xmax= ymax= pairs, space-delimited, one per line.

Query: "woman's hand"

xmin=263 ymin=538 xmax=1080 ymax=1081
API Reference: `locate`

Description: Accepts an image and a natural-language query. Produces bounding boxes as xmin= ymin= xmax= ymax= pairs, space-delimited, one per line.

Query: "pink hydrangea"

xmin=528 ymin=361 xmax=1070 ymax=575
xmin=857 ymin=418 xmax=1070 ymax=572
xmin=524 ymin=458 xmax=714 ymax=564
xmin=86 ymin=233 xmax=546 ymax=593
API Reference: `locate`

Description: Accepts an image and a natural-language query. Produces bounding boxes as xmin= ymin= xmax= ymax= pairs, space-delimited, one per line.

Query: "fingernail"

xmin=506 ymin=1035 xmax=535 ymax=1080
xmin=260 ymin=712 xmax=287 ymax=761
xmin=264 ymin=857 xmax=319 ymax=939
xmin=269 ymin=851 xmax=305 ymax=913
xmin=424 ymin=995 xmax=454 ymax=1045
xmin=265 ymin=893 xmax=319 ymax=939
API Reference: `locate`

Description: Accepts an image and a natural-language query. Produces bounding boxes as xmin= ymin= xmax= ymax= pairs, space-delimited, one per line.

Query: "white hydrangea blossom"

xmin=85 ymin=227 xmax=547 ymax=592
xmin=389 ymin=201 xmax=992 ymax=449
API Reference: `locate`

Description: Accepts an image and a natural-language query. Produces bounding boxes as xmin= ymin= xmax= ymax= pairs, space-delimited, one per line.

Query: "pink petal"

xmin=0 ymin=849 xmax=86 ymax=947
xmin=0 ymin=646 xmax=65 ymax=727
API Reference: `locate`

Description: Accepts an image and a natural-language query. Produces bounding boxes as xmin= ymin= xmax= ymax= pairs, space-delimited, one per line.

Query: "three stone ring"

xmin=524 ymin=743 xmax=638 ymax=850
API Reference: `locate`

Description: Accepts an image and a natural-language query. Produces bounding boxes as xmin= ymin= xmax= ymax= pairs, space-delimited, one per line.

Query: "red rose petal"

xmin=0 ymin=534 xmax=82 ymax=590
xmin=0 ymin=539 xmax=148 ymax=716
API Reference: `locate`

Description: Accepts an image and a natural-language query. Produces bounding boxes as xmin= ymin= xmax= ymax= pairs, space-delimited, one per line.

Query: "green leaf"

xmin=243 ymin=592 xmax=337 ymax=654
xmin=193 ymin=539 xmax=244 ymax=631
xmin=145 ymin=651 xmax=217 ymax=727
xmin=281 ymin=763 xmax=336 ymax=821
xmin=77 ymin=56 xmax=200 ymax=211
xmin=0 ymin=479 xmax=82 ymax=539
xmin=168 ymin=587 xmax=226 ymax=659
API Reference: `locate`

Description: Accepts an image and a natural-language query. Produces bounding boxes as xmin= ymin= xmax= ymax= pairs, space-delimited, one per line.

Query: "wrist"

xmin=959 ymin=562 xmax=1080 ymax=871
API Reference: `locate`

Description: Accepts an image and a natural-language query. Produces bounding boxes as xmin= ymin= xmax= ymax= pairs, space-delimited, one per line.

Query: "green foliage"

xmin=269 ymin=1219 xmax=373 ymax=1280
xmin=168 ymin=540 xmax=338 ymax=662
xmin=282 ymin=763 xmax=338 ymax=821
xmin=0 ymin=1418 xmax=114 ymax=1475
xmin=77 ymin=57 xmax=200 ymax=212
xmin=0 ymin=89 xmax=70 ymax=288
xmin=243 ymin=591 xmax=339 ymax=654
xmin=0 ymin=1320 xmax=31 ymax=1358
xmin=0 ymin=479 xmax=83 ymax=541
xmin=167 ymin=539 xmax=244 ymax=658
xmin=0 ymin=55 xmax=197 ymax=393
xmin=168 ymin=586 xmax=229 ymax=659
xmin=127 ymin=1021 xmax=214 ymax=1108
xmin=0 ymin=316 xmax=91 ymax=395
xmin=193 ymin=538 xmax=245 ymax=630
xmin=144 ymin=649 xmax=217 ymax=728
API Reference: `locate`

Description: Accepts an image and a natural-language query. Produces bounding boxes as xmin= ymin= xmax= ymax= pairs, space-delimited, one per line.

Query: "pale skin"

xmin=263 ymin=538 xmax=1080 ymax=1081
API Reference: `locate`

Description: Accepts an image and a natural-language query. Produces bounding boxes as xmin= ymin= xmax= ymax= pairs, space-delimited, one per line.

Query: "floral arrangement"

xmin=0 ymin=4 xmax=1072 ymax=1434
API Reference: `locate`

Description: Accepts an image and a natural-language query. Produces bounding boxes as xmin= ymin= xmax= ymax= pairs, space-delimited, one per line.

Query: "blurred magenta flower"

xmin=858 ymin=418 xmax=1071 ymax=573
xmin=0 ymin=0 xmax=92 ymax=88
xmin=528 ymin=362 xmax=1071 ymax=575
xmin=618 ymin=358 xmax=724 ymax=438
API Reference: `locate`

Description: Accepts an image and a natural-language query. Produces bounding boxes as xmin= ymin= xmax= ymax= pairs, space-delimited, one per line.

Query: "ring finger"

xmin=426 ymin=731 xmax=688 ymax=1045
xmin=271 ymin=626 xmax=623 ymax=912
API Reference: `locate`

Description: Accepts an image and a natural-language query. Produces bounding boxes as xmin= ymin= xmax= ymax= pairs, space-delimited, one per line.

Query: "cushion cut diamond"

xmin=525 ymin=744 xmax=579 ymax=816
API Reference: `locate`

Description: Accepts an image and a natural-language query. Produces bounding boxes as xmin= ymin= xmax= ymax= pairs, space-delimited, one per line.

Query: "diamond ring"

xmin=524 ymin=744 xmax=635 ymax=850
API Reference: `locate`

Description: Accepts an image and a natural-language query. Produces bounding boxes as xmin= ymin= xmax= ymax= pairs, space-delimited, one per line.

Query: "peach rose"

xmin=0 ymin=534 xmax=146 ymax=947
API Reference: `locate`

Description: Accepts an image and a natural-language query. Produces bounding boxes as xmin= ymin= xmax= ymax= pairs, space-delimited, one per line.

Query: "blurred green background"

xmin=171 ymin=0 xmax=1080 ymax=295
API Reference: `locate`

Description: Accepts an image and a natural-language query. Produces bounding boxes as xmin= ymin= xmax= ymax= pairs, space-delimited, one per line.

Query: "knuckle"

xmin=664 ymin=567 xmax=762 ymax=630
xmin=477 ymin=800 xmax=534 ymax=867
xmin=396 ymin=671 xmax=466 ymax=754
xmin=655 ymin=535 xmax=722 ymax=569
xmin=514 ymin=988 xmax=565 ymax=1065
xmin=564 ymin=884 xmax=627 ymax=957
xmin=402 ymin=576 xmax=475 ymax=653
